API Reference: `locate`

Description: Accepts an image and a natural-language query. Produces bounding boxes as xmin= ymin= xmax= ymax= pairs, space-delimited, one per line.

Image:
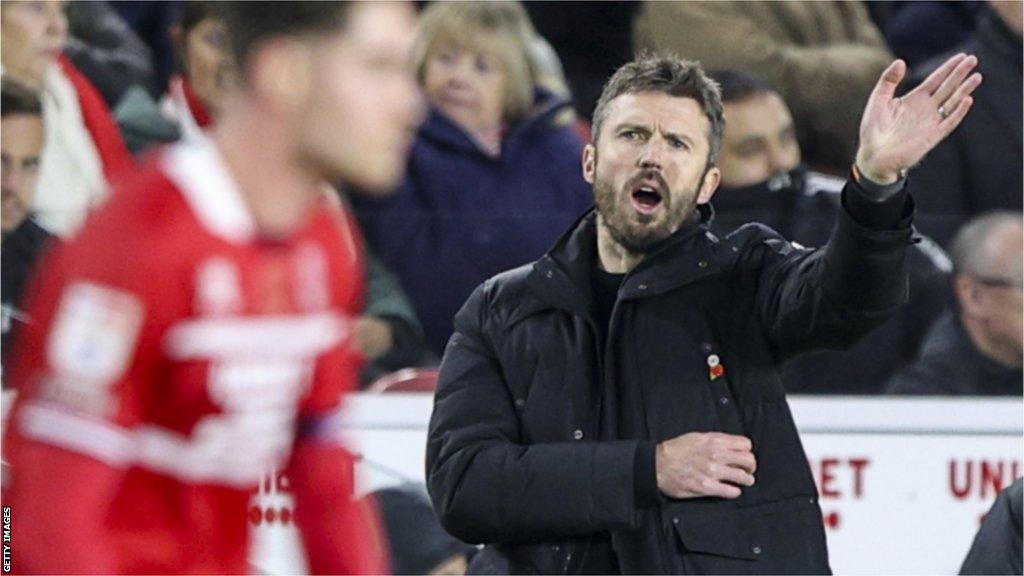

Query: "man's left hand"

xmin=855 ymin=53 xmax=982 ymax=184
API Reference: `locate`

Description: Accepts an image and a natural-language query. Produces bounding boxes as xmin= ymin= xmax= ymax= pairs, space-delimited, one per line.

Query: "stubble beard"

xmin=592 ymin=171 xmax=699 ymax=255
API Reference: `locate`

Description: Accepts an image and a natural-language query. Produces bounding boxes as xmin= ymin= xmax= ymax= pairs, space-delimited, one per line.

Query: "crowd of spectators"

xmin=1 ymin=0 xmax=1020 ymax=397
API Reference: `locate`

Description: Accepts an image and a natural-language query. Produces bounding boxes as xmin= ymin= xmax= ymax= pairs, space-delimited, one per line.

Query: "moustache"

xmin=625 ymin=169 xmax=670 ymax=196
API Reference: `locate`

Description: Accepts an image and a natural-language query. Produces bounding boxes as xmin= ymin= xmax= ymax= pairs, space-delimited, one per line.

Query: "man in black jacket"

xmin=427 ymin=53 xmax=981 ymax=574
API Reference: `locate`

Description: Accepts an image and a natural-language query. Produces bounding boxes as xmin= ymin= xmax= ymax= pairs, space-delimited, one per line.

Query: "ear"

xmin=955 ymin=275 xmax=984 ymax=316
xmin=247 ymin=38 xmax=313 ymax=112
xmin=696 ymin=166 xmax=721 ymax=205
xmin=582 ymin=143 xmax=596 ymax=185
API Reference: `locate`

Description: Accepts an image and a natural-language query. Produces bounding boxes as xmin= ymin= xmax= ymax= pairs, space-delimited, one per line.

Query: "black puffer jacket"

xmin=427 ymin=181 xmax=913 ymax=574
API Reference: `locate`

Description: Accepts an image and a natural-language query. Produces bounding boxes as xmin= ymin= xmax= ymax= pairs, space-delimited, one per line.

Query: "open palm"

xmin=856 ymin=53 xmax=982 ymax=184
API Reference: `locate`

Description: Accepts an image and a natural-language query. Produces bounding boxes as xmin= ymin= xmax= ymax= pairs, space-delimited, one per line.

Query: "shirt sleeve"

xmin=7 ymin=239 xmax=160 ymax=467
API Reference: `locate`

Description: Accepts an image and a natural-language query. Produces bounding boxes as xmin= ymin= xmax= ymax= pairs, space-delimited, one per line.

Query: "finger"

xmin=716 ymin=450 xmax=758 ymax=475
xmin=698 ymin=477 xmax=743 ymax=499
xmin=712 ymin=462 xmax=756 ymax=487
xmin=709 ymin=433 xmax=753 ymax=452
xmin=940 ymin=72 xmax=983 ymax=113
xmin=931 ymin=55 xmax=979 ymax=104
xmin=938 ymin=96 xmax=974 ymax=137
xmin=915 ymin=53 xmax=967 ymax=96
xmin=868 ymin=59 xmax=907 ymax=103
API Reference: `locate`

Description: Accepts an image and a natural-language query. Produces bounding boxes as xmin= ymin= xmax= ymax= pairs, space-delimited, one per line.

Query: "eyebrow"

xmin=615 ymin=122 xmax=696 ymax=146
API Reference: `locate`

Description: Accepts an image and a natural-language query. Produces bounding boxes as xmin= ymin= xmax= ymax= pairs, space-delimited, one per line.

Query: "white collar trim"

xmin=161 ymin=138 xmax=256 ymax=243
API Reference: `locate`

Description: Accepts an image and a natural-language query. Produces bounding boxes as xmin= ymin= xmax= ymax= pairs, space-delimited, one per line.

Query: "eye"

xmin=436 ymin=50 xmax=457 ymax=64
xmin=620 ymin=129 xmax=641 ymax=141
xmin=474 ymin=55 xmax=495 ymax=74
xmin=669 ymin=137 xmax=689 ymax=150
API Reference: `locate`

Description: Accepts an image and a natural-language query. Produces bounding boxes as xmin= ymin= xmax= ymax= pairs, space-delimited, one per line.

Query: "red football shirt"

xmin=4 ymin=139 xmax=383 ymax=574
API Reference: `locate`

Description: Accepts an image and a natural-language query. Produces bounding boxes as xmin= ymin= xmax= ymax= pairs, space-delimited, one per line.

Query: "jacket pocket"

xmin=671 ymin=514 xmax=764 ymax=561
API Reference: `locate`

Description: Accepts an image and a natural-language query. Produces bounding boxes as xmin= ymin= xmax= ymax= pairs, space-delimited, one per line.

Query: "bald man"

xmin=887 ymin=211 xmax=1023 ymax=395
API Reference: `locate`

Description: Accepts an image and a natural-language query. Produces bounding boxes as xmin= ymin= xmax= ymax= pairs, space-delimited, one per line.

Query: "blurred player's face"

xmin=1 ymin=113 xmax=45 ymax=233
xmin=182 ymin=16 xmax=237 ymax=117
xmin=583 ymin=92 xmax=720 ymax=253
xmin=297 ymin=2 xmax=425 ymax=194
xmin=0 ymin=0 xmax=68 ymax=88
xmin=719 ymin=92 xmax=801 ymax=188
xmin=422 ymin=45 xmax=507 ymax=135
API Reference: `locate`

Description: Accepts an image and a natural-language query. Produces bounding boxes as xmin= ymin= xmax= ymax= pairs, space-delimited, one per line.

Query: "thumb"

xmin=872 ymin=59 xmax=907 ymax=102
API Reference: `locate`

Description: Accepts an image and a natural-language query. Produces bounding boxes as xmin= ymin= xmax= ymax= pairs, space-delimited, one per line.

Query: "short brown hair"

xmin=1 ymin=79 xmax=42 ymax=118
xmin=218 ymin=1 xmax=352 ymax=81
xmin=592 ymin=55 xmax=725 ymax=166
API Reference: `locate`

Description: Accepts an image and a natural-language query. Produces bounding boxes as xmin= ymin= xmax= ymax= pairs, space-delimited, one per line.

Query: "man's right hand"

xmin=656 ymin=432 xmax=757 ymax=499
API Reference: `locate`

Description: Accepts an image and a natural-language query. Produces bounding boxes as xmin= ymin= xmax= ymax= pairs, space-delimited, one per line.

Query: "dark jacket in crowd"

xmin=907 ymin=8 xmax=1023 ymax=247
xmin=960 ymin=478 xmax=1023 ymax=575
xmin=360 ymin=253 xmax=432 ymax=385
xmin=374 ymin=486 xmax=477 ymax=575
xmin=65 ymin=0 xmax=157 ymax=107
xmin=524 ymin=2 xmax=641 ymax=120
xmin=2 ymin=218 xmax=56 ymax=379
xmin=712 ymin=168 xmax=952 ymax=393
xmin=109 ymin=0 xmax=183 ymax=97
xmin=352 ymin=91 xmax=593 ymax=358
xmin=886 ymin=311 xmax=1023 ymax=396
xmin=427 ymin=178 xmax=914 ymax=574
xmin=883 ymin=1 xmax=984 ymax=68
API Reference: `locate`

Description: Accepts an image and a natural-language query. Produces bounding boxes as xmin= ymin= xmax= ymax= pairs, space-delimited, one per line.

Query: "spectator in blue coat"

xmin=352 ymin=1 xmax=593 ymax=357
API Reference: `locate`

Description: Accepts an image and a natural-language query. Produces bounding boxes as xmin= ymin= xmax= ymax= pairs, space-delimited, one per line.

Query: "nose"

xmin=637 ymin=140 xmax=665 ymax=171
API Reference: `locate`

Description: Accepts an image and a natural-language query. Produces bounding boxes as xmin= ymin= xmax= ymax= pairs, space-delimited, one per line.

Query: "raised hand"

xmin=656 ymin=432 xmax=757 ymax=499
xmin=855 ymin=53 xmax=982 ymax=184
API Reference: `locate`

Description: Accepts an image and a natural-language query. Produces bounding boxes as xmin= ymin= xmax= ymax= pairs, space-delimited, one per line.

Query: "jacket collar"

xmin=417 ymin=88 xmax=573 ymax=161
xmin=527 ymin=204 xmax=722 ymax=319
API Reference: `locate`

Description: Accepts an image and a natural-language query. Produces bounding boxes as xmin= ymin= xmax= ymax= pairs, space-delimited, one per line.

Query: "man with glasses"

xmin=887 ymin=211 xmax=1022 ymax=395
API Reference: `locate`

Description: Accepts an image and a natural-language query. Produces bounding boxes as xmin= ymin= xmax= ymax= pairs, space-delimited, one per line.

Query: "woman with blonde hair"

xmin=353 ymin=1 xmax=593 ymax=357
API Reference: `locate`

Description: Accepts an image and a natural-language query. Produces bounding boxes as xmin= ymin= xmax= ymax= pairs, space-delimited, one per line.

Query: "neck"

xmin=596 ymin=215 xmax=645 ymax=274
xmin=213 ymin=97 xmax=321 ymax=237
xmin=961 ymin=314 xmax=1024 ymax=367
xmin=467 ymin=123 xmax=502 ymax=157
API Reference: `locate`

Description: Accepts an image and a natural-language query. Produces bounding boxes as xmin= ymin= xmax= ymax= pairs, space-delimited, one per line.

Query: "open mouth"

xmin=630 ymin=183 xmax=664 ymax=215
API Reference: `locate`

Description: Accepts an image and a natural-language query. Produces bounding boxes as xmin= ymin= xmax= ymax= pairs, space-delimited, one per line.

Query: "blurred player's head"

xmin=584 ymin=56 xmax=723 ymax=254
xmin=173 ymin=1 xmax=238 ymax=118
xmin=414 ymin=1 xmax=538 ymax=132
xmin=1 ymin=79 xmax=45 ymax=234
xmin=950 ymin=212 xmax=1024 ymax=366
xmin=713 ymin=70 xmax=801 ymax=188
xmin=219 ymin=1 xmax=425 ymax=193
xmin=0 ymin=0 xmax=68 ymax=90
